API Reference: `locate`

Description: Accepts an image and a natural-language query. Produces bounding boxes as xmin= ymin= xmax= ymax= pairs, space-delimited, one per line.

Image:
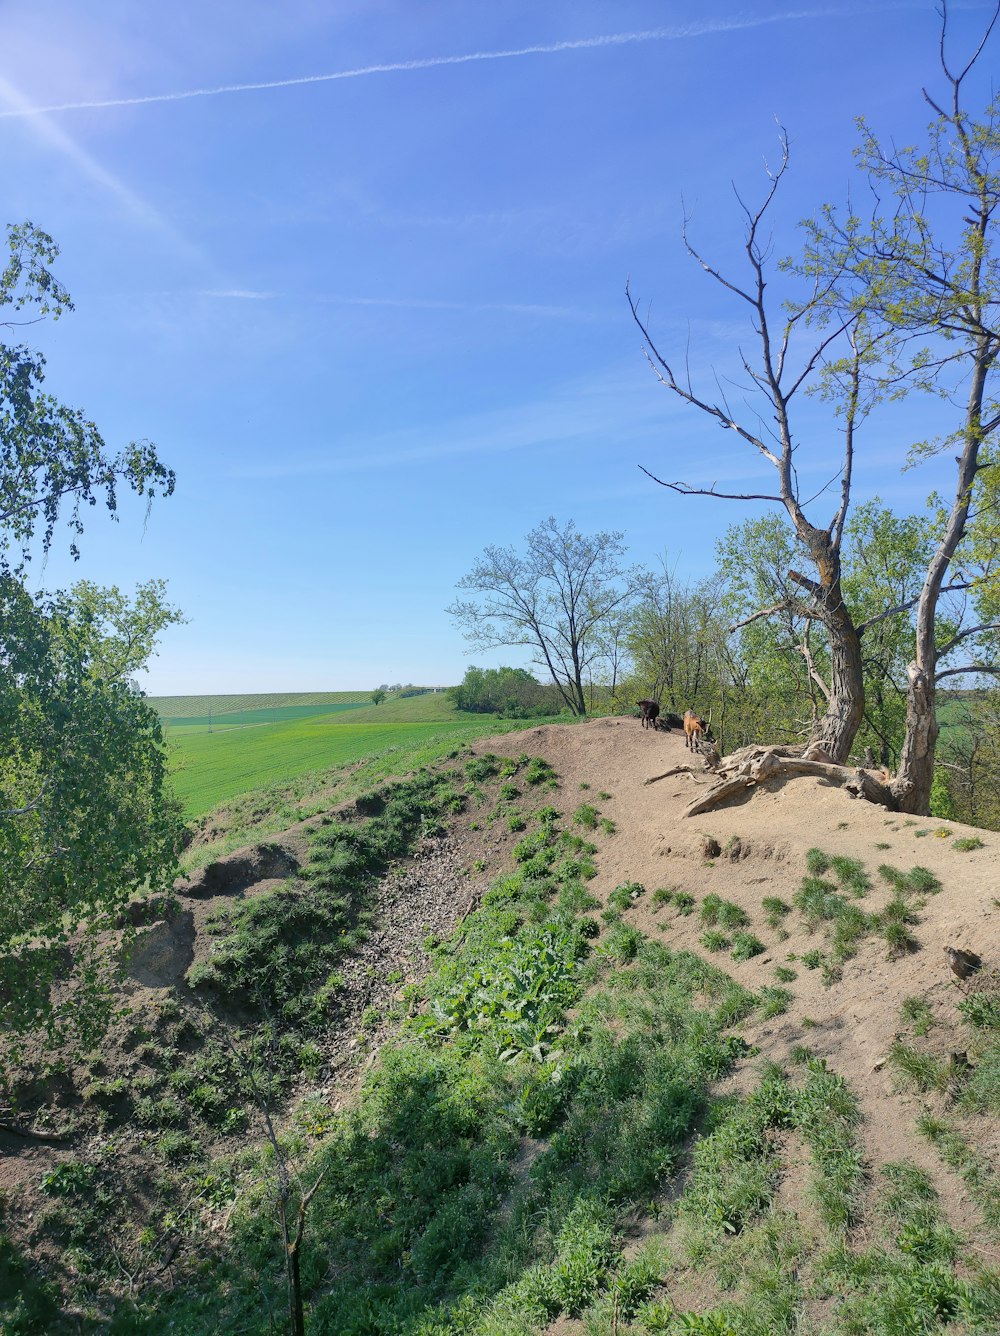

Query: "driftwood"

xmin=682 ymin=744 xmax=896 ymax=818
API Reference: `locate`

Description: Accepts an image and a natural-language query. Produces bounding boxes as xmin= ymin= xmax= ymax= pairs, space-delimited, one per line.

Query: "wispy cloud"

xmin=227 ymin=363 xmax=699 ymax=481
xmin=199 ymin=288 xmax=276 ymax=300
xmin=0 ymin=73 xmax=205 ymax=263
xmin=195 ymin=289 xmax=596 ymax=319
xmin=0 ymin=12 xmax=837 ymax=118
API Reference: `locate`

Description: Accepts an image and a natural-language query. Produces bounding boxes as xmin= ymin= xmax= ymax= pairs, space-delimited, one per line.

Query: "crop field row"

xmin=147 ymin=690 xmax=374 ymax=721
xmin=168 ymin=719 xmax=474 ymax=815
xmin=162 ymin=701 xmax=368 ymax=730
xmin=165 ymin=692 xmax=512 ymax=817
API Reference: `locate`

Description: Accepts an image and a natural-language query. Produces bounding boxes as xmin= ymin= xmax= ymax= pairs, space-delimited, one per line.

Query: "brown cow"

xmin=683 ymin=709 xmax=712 ymax=752
xmin=637 ymin=699 xmax=660 ymax=730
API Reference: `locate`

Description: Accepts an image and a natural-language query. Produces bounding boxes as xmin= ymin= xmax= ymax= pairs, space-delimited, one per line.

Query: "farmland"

xmin=158 ymin=690 xmax=544 ymax=817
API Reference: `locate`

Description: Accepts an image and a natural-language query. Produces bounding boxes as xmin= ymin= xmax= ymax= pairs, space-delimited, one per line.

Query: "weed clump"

xmin=700 ymin=894 xmax=750 ymax=930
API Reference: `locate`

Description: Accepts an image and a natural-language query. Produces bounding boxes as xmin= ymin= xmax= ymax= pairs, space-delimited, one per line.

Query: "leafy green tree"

xmin=448 ymin=665 xmax=552 ymax=717
xmin=625 ymin=560 xmax=727 ymax=715
xmin=1 ymin=578 xmax=183 ymax=1061
xmin=800 ymin=7 xmax=1000 ymax=810
xmin=841 ymin=502 xmax=931 ymax=767
xmin=1 ymin=222 xmax=174 ymax=573
xmin=370 ymin=688 xmax=387 ymax=705
xmin=448 ymin=518 xmax=640 ymax=716
xmin=0 ymin=221 xmax=179 ymax=1060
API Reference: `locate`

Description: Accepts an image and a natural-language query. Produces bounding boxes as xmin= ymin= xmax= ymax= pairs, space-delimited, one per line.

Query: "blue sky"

xmin=1 ymin=1 xmax=995 ymax=694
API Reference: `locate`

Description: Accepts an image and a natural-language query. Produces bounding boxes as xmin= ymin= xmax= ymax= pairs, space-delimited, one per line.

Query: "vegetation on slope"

xmin=6 ymin=748 xmax=999 ymax=1334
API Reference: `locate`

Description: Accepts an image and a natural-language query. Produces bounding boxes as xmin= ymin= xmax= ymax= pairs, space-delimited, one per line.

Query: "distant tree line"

xmin=448 ymin=665 xmax=560 ymax=717
xmin=449 ymin=509 xmax=998 ymax=828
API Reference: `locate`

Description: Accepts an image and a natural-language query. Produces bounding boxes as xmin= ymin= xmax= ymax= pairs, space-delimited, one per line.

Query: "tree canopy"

xmin=0 ymin=222 xmax=181 ymax=1060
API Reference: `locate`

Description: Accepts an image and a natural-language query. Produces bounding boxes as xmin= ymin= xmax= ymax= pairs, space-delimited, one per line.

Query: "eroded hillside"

xmin=2 ymin=717 xmax=999 ymax=1334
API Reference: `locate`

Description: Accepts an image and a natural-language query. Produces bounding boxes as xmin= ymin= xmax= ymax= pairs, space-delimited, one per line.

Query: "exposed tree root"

xmin=644 ymin=765 xmax=701 ymax=786
xmin=682 ymin=743 xmax=897 ymax=817
xmin=0 ymin=1118 xmax=69 ymax=1143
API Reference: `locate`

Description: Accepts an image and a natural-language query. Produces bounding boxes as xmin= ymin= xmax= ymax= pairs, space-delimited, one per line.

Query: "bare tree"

xmin=628 ymin=138 xmax=881 ymax=764
xmin=447 ymin=517 xmax=639 ymax=716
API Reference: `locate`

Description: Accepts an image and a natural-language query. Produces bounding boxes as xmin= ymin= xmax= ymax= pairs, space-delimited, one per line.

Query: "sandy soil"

xmin=479 ymin=717 xmax=1000 ymax=1250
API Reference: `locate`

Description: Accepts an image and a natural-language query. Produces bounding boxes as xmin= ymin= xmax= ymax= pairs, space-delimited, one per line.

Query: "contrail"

xmin=0 ymin=73 xmax=207 ymax=263
xmin=0 ymin=13 xmax=834 ymax=118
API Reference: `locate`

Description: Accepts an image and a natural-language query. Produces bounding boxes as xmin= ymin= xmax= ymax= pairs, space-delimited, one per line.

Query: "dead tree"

xmin=628 ymin=139 xmax=878 ymax=765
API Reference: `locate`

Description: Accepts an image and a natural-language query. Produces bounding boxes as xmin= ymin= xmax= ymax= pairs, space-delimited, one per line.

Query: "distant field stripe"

xmin=162 ymin=702 xmax=367 ymax=729
xmin=167 ymin=718 xmax=483 ymax=817
xmin=148 ymin=690 xmax=373 ymax=720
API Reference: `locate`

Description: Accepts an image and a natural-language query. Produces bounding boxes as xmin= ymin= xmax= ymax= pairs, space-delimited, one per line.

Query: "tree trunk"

xmin=790 ymin=539 xmax=865 ymax=765
xmin=891 ymin=338 xmax=992 ymax=815
xmin=806 ymin=612 xmax=865 ymax=764
xmin=892 ymin=662 xmax=937 ymax=814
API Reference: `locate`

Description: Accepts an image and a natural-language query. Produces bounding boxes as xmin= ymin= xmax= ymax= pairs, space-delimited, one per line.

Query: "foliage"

xmin=0 ymin=221 xmax=179 ymax=1060
xmin=1 ymin=577 xmax=184 ymax=1060
xmin=448 ymin=665 xmax=555 ymax=718
xmin=0 ymin=221 xmax=174 ymax=574
xmin=624 ymin=561 xmax=727 ymax=722
xmin=189 ymin=771 xmax=462 ymax=1021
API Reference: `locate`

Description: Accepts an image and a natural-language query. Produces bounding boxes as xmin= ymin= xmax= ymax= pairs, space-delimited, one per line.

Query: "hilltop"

xmin=3 ymin=716 xmax=999 ymax=1333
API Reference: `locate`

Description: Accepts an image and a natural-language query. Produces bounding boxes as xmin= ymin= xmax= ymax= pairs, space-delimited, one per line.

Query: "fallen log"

xmin=682 ymin=749 xmax=897 ymax=818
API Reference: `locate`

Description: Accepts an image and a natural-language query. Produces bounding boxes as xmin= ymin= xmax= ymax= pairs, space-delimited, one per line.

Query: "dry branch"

xmin=682 ymin=745 xmax=896 ymax=817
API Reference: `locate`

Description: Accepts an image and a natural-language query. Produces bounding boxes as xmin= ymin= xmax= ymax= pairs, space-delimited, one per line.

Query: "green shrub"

xmin=793 ymin=877 xmax=847 ymax=930
xmin=466 ymin=754 xmax=500 ymax=781
xmin=829 ymin=855 xmax=871 ymax=896
xmin=959 ymin=994 xmax=1000 ymax=1030
xmin=953 ymin=836 xmax=985 ymax=852
xmin=761 ymin=896 xmax=791 ymax=928
xmin=40 ymin=1161 xmax=96 ymax=1198
xmin=700 ymin=894 xmax=750 ymax=929
xmin=700 ymin=930 xmax=730 ymax=953
xmin=608 ymin=881 xmax=645 ymax=911
xmin=900 ymin=996 xmax=935 ymax=1037
xmin=525 ymin=757 xmax=557 ymax=786
xmin=806 ymin=848 xmax=831 ymax=874
xmin=759 ymin=987 xmax=792 ymax=1018
xmin=573 ymin=803 xmax=599 ymax=829
xmin=888 ymin=1041 xmax=949 ymax=1092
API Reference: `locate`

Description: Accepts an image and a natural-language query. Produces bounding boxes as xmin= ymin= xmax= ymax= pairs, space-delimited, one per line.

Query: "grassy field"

xmin=148 ymin=690 xmax=376 ymax=721
xmin=165 ymin=691 xmax=537 ymax=817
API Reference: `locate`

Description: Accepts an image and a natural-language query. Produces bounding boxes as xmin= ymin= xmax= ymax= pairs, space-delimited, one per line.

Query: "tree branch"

xmin=935 ymin=662 xmax=1000 ymax=682
xmin=637 ymin=465 xmax=782 ymax=504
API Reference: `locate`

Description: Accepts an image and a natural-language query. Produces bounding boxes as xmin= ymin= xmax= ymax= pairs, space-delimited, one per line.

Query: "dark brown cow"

xmin=637 ymin=699 xmax=660 ymax=730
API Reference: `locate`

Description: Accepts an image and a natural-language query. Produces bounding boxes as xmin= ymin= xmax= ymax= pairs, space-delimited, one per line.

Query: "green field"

xmin=165 ymin=691 xmax=522 ymax=817
xmin=148 ymin=689 xmax=377 ymax=723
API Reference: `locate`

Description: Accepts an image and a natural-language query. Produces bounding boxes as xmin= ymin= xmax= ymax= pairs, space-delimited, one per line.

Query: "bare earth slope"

xmin=477 ymin=718 xmax=1000 ymax=1247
